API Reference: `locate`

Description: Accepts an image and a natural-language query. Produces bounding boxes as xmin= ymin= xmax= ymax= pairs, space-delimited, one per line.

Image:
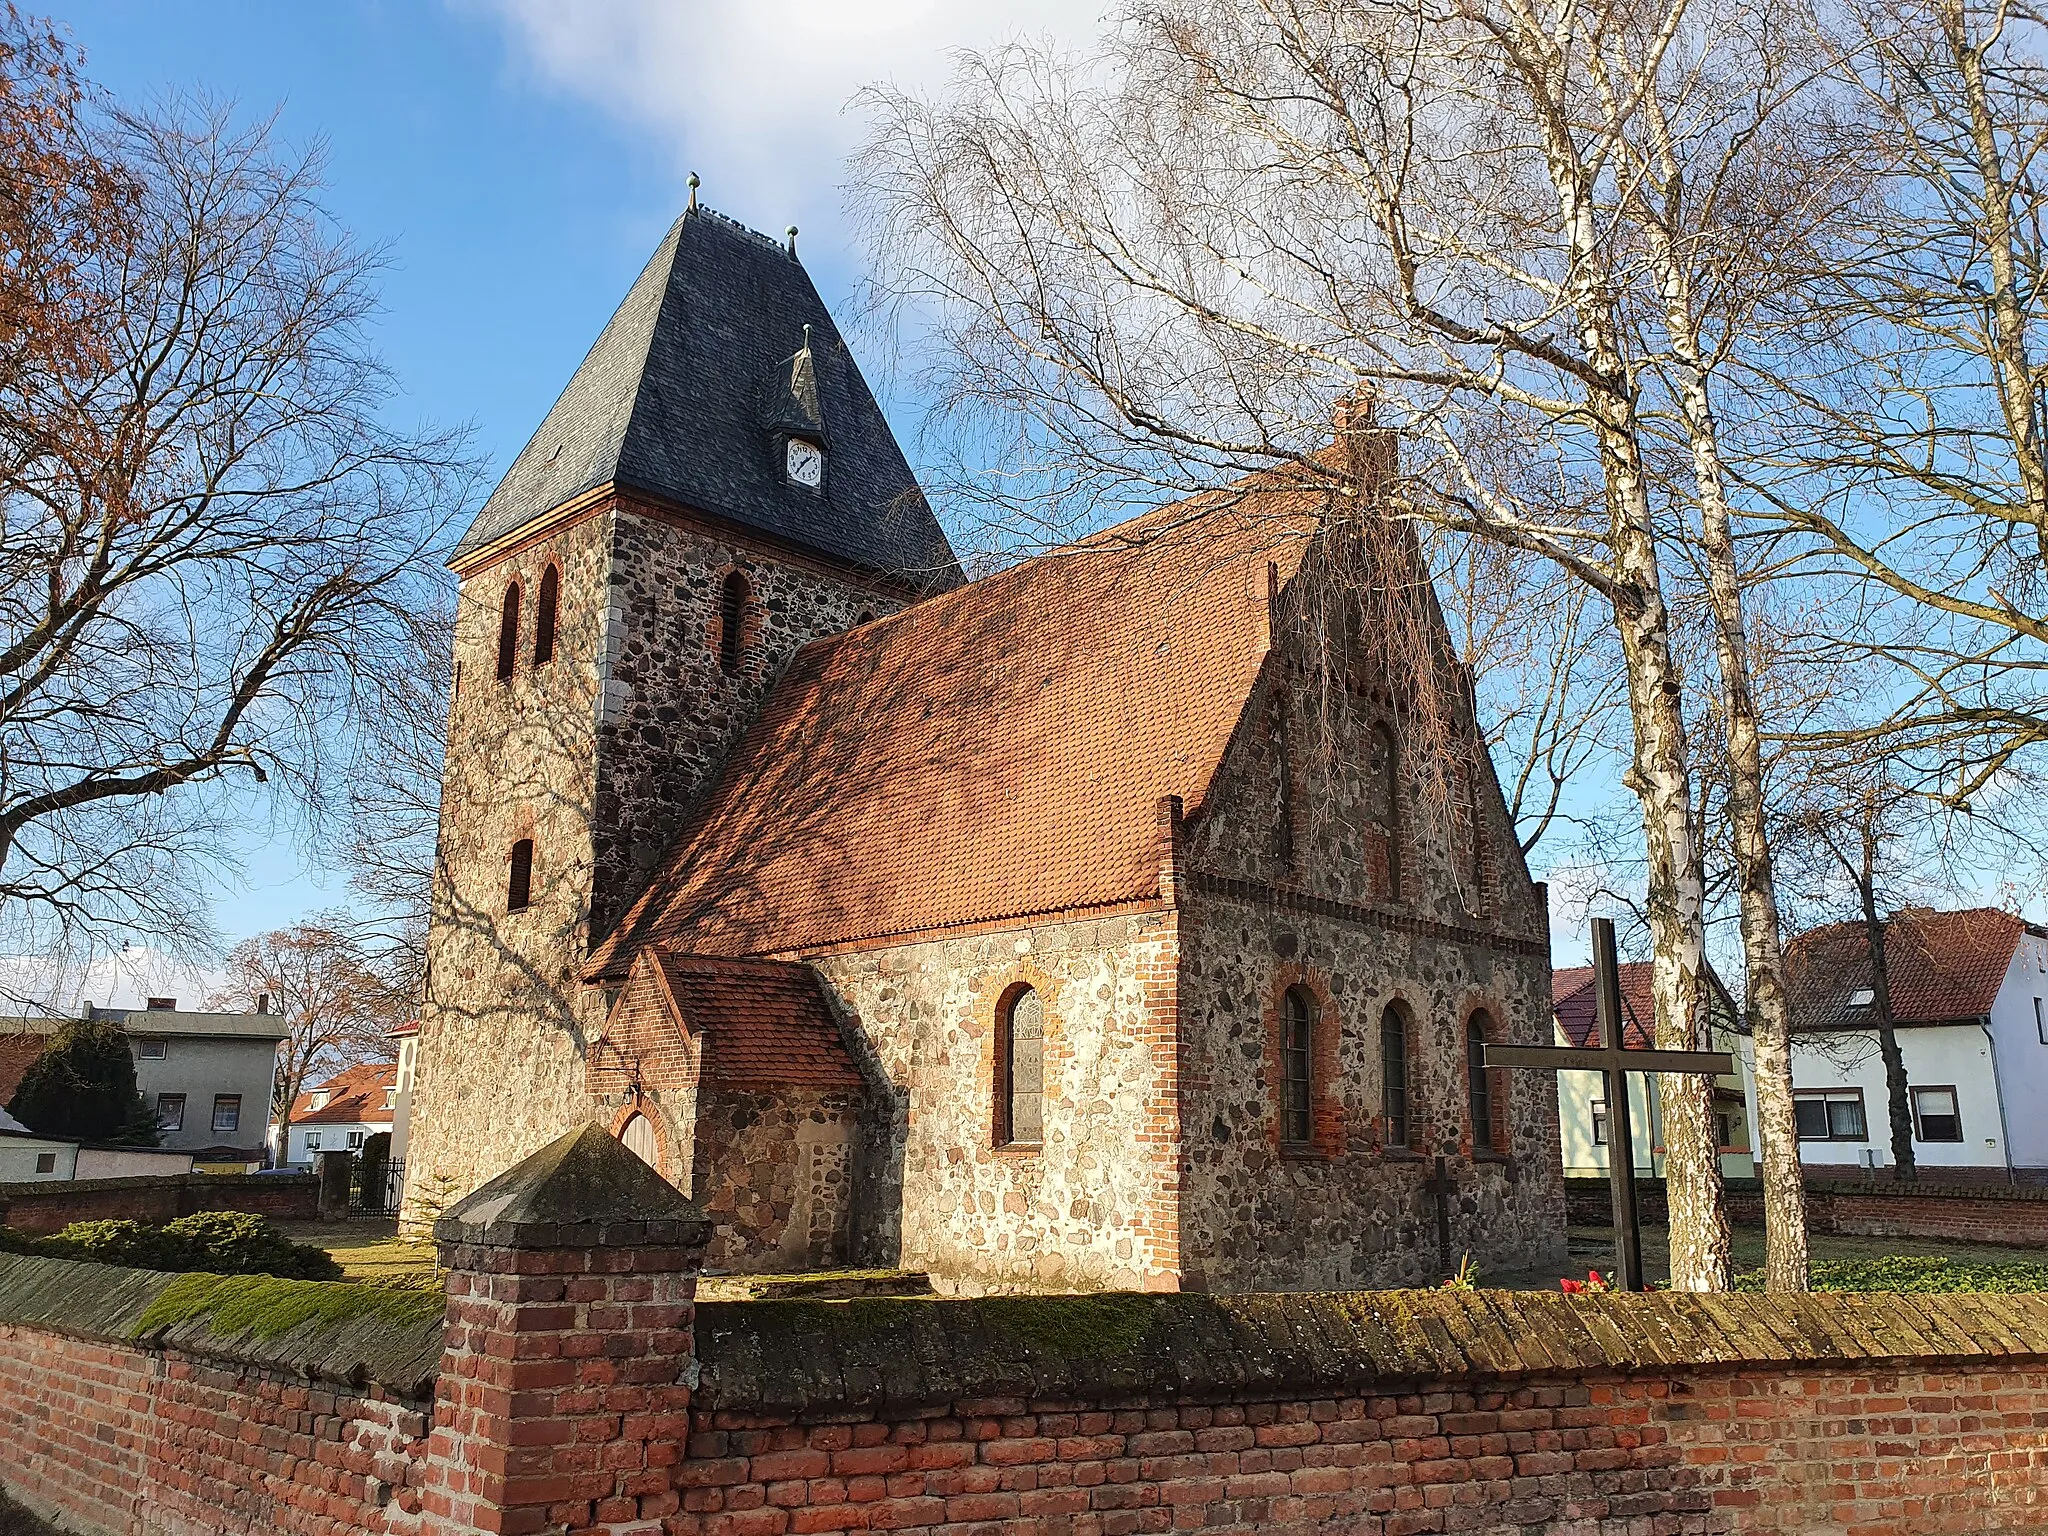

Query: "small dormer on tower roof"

xmin=454 ymin=202 xmax=959 ymax=592
xmin=762 ymin=324 xmax=827 ymax=446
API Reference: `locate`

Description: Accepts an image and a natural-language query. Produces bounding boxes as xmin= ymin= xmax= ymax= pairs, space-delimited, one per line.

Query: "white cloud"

xmin=0 ymin=947 xmax=223 ymax=1019
xmin=463 ymin=0 xmax=1103 ymax=239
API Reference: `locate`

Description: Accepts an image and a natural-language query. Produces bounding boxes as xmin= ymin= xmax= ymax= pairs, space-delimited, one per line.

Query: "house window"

xmin=1380 ymin=1006 xmax=1410 ymax=1150
xmin=137 ymin=1038 xmax=167 ymax=1061
xmin=35 ymin=1153 xmax=55 ymax=1174
xmin=156 ymin=1093 xmax=186 ymax=1132
xmin=1467 ymin=1013 xmax=1496 ymax=1153
xmin=718 ymin=570 xmax=749 ymax=674
xmin=1279 ymin=986 xmax=1314 ymax=1147
xmin=305 ymin=1132 xmax=321 ymax=1152
xmin=507 ymin=838 xmax=534 ymax=912
xmin=1717 ymin=1111 xmax=1737 ymax=1150
xmin=1591 ymin=1098 xmax=1609 ymax=1146
xmin=1912 ymin=1086 xmax=1964 ymax=1143
xmin=212 ymin=1095 xmax=241 ymax=1134
xmin=2036 ymin=997 xmax=2045 ymax=1045
xmin=532 ymin=564 xmax=559 ymax=666
xmin=996 ymin=986 xmax=1044 ymax=1147
xmin=346 ymin=1130 xmax=365 ymax=1150
xmin=496 ymin=580 xmax=521 ymax=681
xmin=1793 ymin=1089 xmax=1867 ymax=1142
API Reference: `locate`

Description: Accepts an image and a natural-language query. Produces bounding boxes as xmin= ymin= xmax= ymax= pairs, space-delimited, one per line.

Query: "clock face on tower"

xmin=785 ymin=437 xmax=824 ymax=489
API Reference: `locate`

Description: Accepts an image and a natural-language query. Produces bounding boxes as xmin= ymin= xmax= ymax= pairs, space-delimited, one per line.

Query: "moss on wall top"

xmin=693 ymin=1287 xmax=2048 ymax=1417
xmin=0 ymin=1252 xmax=441 ymax=1398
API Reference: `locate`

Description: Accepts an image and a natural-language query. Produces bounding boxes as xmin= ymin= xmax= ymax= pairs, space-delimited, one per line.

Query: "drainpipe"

xmin=1980 ymin=1020 xmax=2015 ymax=1187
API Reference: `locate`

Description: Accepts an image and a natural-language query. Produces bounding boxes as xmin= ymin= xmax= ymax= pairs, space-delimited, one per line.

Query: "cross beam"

xmin=1481 ymin=917 xmax=1732 ymax=1292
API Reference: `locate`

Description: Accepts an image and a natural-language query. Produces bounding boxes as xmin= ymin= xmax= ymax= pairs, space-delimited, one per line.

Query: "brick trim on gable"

xmin=1262 ymin=963 xmax=1345 ymax=1160
xmin=1189 ymin=869 xmax=1546 ymax=957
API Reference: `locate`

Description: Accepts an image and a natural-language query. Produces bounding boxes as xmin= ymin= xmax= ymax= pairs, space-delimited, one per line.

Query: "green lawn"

xmin=282 ymin=1217 xmax=2048 ymax=1295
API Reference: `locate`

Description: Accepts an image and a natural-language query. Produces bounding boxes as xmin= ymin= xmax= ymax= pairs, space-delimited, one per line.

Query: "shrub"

xmin=6 ymin=1017 xmax=155 ymax=1143
xmin=1733 ymin=1254 xmax=2048 ymax=1293
xmin=0 ymin=1211 xmax=339 ymax=1280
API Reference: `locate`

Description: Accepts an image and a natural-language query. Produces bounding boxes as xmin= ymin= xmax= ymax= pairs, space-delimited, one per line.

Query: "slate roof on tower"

xmin=453 ymin=205 xmax=960 ymax=590
xmin=587 ymin=476 xmax=1332 ymax=974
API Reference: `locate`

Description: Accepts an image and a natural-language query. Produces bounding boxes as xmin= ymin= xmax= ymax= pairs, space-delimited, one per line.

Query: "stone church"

xmin=400 ymin=202 xmax=1567 ymax=1292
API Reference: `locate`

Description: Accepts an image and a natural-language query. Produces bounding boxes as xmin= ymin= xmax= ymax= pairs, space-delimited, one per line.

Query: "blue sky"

xmin=46 ymin=1 xmax=1097 ymax=997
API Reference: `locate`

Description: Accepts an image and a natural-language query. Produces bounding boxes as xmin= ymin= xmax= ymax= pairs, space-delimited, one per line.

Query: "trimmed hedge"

xmin=0 ymin=1211 xmax=338 ymax=1280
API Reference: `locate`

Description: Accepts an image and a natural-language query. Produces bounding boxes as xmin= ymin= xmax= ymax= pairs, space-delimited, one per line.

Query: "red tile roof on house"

xmin=289 ymin=1062 xmax=399 ymax=1126
xmin=1552 ymin=963 xmax=1656 ymax=1049
xmin=1785 ymin=907 xmax=2036 ymax=1031
xmin=1551 ymin=961 xmax=1741 ymax=1050
xmin=590 ymin=481 xmax=1329 ymax=974
xmin=643 ymin=950 xmax=864 ymax=1091
xmin=386 ymin=1019 xmax=419 ymax=1039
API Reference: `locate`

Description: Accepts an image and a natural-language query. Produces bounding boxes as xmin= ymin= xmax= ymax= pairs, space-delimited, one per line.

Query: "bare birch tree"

xmin=1741 ymin=0 xmax=2048 ymax=796
xmin=853 ymin=0 xmax=1807 ymax=1287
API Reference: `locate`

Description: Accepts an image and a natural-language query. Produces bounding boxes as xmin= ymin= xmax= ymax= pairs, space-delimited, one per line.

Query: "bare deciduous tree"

xmin=0 ymin=64 xmax=474 ymax=964
xmin=207 ymin=913 xmax=411 ymax=1162
xmin=854 ymin=0 xmax=1789 ymax=1287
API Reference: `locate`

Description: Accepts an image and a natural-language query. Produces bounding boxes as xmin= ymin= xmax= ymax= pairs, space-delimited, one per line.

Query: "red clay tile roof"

xmin=1785 ymin=907 xmax=2034 ymax=1030
xmin=1552 ymin=963 xmax=1656 ymax=1049
xmin=647 ymin=951 xmax=864 ymax=1091
xmin=590 ymin=483 xmax=1326 ymax=972
xmin=0 ymin=1031 xmax=51 ymax=1111
xmin=386 ymin=1019 xmax=419 ymax=1039
xmin=1551 ymin=961 xmax=1740 ymax=1049
xmin=290 ymin=1062 xmax=399 ymax=1126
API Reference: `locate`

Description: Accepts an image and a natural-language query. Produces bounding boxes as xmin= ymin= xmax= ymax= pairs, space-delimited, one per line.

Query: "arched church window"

xmin=718 ymin=570 xmax=749 ymax=674
xmin=997 ymin=985 xmax=1044 ymax=1147
xmin=1467 ymin=1012 xmax=1496 ymax=1153
xmin=533 ymin=564 xmax=559 ymax=666
xmin=496 ymin=581 xmax=521 ymax=681
xmin=620 ymin=1113 xmax=658 ymax=1169
xmin=1381 ymin=1005 xmax=1410 ymax=1150
xmin=1280 ymin=986 xmax=1314 ymax=1147
xmin=1372 ymin=723 xmax=1401 ymax=900
xmin=507 ymin=838 xmax=534 ymax=912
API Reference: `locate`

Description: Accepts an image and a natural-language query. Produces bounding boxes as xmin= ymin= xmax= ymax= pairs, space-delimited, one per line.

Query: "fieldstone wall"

xmin=1173 ymin=610 xmax=1564 ymax=1290
xmin=591 ymin=499 xmax=907 ymax=935
xmin=404 ymin=498 xmax=903 ymax=1236
xmin=692 ymin=1089 xmax=862 ymax=1271
xmin=811 ymin=910 xmax=1184 ymax=1294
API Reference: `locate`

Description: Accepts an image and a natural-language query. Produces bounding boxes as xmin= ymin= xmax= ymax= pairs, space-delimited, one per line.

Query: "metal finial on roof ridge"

xmin=786 ymin=225 xmax=799 ymax=258
xmin=801 ymin=323 xmax=812 ymax=351
xmin=688 ymin=171 xmax=699 ymax=210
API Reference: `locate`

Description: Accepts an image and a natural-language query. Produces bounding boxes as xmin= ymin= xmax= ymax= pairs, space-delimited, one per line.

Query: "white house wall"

xmin=1784 ymin=1024 xmax=2010 ymax=1170
xmin=1988 ymin=930 xmax=2048 ymax=1168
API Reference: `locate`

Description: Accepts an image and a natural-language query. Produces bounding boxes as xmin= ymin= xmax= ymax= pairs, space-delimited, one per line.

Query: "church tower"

xmin=401 ymin=205 xmax=959 ymax=1225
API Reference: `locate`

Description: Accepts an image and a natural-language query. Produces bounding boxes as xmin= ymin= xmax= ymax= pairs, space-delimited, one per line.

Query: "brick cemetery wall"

xmin=0 ymin=1171 xmax=319 ymax=1235
xmin=1568 ymin=1173 xmax=2048 ymax=1249
xmin=2 ymin=1125 xmax=2046 ymax=1536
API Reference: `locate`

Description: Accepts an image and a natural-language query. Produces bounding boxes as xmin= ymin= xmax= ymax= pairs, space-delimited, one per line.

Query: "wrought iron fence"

xmin=347 ymin=1156 xmax=405 ymax=1217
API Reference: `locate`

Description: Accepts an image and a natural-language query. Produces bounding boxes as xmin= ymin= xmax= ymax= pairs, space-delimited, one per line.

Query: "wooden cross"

xmin=1481 ymin=916 xmax=1733 ymax=1292
xmin=1423 ymin=1154 xmax=1454 ymax=1278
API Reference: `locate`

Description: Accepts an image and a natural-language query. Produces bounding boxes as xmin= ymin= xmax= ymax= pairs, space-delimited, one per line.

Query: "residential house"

xmin=1552 ymin=961 xmax=1754 ymax=1181
xmin=1773 ymin=907 xmax=2048 ymax=1173
xmin=283 ymin=1062 xmax=398 ymax=1168
xmin=0 ymin=1000 xmax=285 ymax=1171
xmin=0 ymin=1104 xmax=75 ymax=1182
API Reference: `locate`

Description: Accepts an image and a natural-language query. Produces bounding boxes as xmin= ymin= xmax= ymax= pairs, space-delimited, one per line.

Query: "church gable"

xmin=1186 ymin=527 xmax=1534 ymax=929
